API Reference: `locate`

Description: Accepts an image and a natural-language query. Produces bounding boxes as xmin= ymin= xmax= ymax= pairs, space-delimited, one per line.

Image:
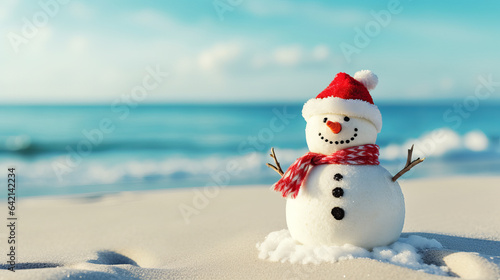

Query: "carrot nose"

xmin=326 ymin=121 xmax=342 ymax=134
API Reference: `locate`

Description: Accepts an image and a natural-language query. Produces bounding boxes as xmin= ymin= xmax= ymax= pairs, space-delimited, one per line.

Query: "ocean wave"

xmin=379 ymin=129 xmax=494 ymax=161
xmin=0 ymin=136 xmax=246 ymax=155
xmin=1 ymin=128 xmax=498 ymax=196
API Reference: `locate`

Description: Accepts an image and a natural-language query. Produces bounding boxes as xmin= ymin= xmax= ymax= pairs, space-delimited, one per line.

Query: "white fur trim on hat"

xmin=302 ymin=97 xmax=382 ymax=132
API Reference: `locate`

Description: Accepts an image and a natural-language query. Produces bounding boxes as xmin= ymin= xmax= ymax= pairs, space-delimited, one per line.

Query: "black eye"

xmin=344 ymin=116 xmax=350 ymax=122
xmin=323 ymin=118 xmax=328 ymax=123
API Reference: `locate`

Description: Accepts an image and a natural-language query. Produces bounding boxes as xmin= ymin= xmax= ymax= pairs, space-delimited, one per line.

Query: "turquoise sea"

xmin=1 ymin=103 xmax=499 ymax=197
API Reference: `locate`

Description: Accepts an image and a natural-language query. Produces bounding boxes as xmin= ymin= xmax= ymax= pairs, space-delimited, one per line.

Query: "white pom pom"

xmin=354 ymin=70 xmax=378 ymax=90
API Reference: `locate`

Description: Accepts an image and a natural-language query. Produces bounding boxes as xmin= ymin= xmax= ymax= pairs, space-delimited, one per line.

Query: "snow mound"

xmin=256 ymin=229 xmax=449 ymax=276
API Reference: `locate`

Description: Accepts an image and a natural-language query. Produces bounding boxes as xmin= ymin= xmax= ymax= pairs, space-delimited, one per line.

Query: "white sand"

xmin=1 ymin=176 xmax=499 ymax=279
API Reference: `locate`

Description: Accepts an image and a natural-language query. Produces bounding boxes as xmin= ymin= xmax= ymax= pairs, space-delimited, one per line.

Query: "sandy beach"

xmin=1 ymin=176 xmax=499 ymax=279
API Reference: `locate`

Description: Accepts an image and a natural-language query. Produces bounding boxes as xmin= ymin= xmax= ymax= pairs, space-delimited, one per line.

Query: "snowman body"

xmin=286 ymin=164 xmax=404 ymax=249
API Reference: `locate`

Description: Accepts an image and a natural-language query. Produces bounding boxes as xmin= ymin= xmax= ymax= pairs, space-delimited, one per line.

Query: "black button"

xmin=331 ymin=207 xmax=345 ymax=220
xmin=333 ymin=173 xmax=343 ymax=181
xmin=332 ymin=187 xmax=343 ymax=198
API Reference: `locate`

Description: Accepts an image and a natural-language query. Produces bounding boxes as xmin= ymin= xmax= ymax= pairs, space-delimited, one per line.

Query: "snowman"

xmin=267 ymin=70 xmax=423 ymax=249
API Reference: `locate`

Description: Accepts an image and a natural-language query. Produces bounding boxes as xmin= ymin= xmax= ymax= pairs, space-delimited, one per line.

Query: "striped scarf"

xmin=274 ymin=144 xmax=380 ymax=198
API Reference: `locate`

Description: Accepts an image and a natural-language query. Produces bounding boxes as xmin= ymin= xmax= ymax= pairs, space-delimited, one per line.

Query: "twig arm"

xmin=267 ymin=147 xmax=284 ymax=177
xmin=392 ymin=145 xmax=425 ymax=182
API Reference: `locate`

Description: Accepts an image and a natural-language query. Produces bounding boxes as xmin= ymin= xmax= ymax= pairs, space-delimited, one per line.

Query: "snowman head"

xmin=302 ymin=70 xmax=382 ymax=155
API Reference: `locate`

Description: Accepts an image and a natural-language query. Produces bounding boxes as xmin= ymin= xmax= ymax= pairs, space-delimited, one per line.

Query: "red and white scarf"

xmin=274 ymin=144 xmax=380 ymax=198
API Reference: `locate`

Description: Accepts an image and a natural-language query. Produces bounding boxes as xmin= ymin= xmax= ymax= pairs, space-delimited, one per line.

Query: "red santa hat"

xmin=302 ymin=70 xmax=382 ymax=132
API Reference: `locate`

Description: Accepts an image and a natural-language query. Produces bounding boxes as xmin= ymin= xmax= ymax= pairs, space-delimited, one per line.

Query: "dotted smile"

xmin=319 ymin=128 xmax=358 ymax=145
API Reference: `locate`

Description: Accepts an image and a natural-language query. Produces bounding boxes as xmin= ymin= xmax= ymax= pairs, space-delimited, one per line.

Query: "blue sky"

xmin=1 ymin=0 xmax=499 ymax=104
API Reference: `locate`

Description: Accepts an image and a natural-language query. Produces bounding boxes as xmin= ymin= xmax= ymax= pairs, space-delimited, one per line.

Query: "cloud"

xmin=269 ymin=44 xmax=333 ymax=67
xmin=273 ymin=45 xmax=303 ymax=66
xmin=198 ymin=42 xmax=244 ymax=71
xmin=272 ymin=44 xmax=335 ymax=68
xmin=194 ymin=42 xmax=335 ymax=74
xmin=312 ymin=45 xmax=329 ymax=61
